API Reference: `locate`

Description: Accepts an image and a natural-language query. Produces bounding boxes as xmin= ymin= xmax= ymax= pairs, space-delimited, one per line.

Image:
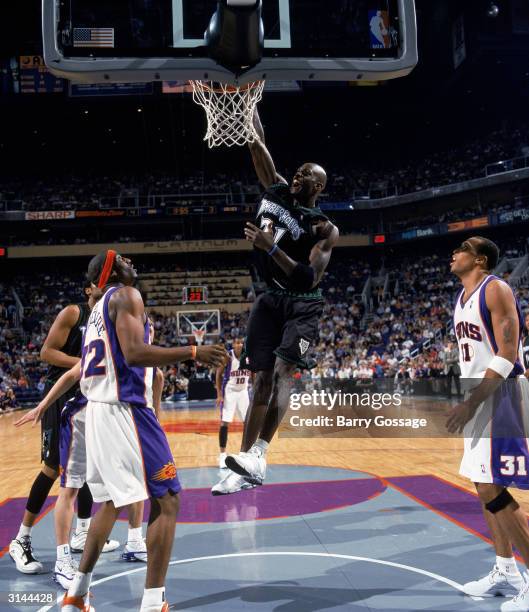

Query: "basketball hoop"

xmin=192 ymin=329 xmax=206 ymax=346
xmin=190 ymin=80 xmax=265 ymax=148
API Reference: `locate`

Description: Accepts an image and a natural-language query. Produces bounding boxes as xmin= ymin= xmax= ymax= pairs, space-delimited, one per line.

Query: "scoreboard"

xmin=182 ymin=286 xmax=208 ymax=305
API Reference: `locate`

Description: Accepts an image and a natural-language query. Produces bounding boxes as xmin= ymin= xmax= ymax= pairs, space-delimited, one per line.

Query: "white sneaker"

xmin=54 ymin=556 xmax=79 ymax=590
xmin=225 ymin=449 xmax=266 ymax=485
xmin=219 ymin=452 xmax=228 ymax=469
xmin=462 ymin=565 xmax=523 ymax=597
xmin=9 ymin=536 xmax=44 ymax=574
xmin=502 ymin=573 xmax=529 ymax=611
xmin=121 ymin=539 xmax=147 ymax=562
xmin=71 ymin=530 xmax=120 ymax=553
xmin=211 ymin=470 xmax=257 ymax=496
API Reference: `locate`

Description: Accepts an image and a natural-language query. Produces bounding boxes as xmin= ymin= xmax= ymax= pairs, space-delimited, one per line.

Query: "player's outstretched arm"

xmin=112 ymin=286 xmax=228 ymax=368
xmin=248 ymin=108 xmax=287 ymax=188
xmin=447 ymin=279 xmax=519 ymax=433
xmin=14 ymin=361 xmax=82 ymax=428
xmin=40 ymin=304 xmax=82 ymax=369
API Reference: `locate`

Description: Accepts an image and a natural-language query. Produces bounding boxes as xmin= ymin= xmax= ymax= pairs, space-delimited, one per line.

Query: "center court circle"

xmin=39 ymin=552 xmax=472 ymax=612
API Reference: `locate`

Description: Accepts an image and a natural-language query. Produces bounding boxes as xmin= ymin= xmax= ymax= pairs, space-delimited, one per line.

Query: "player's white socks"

xmin=57 ymin=544 xmax=71 ymax=561
xmin=69 ymin=571 xmax=92 ymax=596
xmin=496 ymin=555 xmax=520 ymax=576
xmin=140 ymin=586 xmax=165 ymax=611
xmin=128 ymin=527 xmax=143 ymax=543
xmin=251 ymin=439 xmax=269 ymax=456
xmin=17 ymin=524 xmax=32 ymax=539
xmin=76 ymin=517 xmax=91 ymax=532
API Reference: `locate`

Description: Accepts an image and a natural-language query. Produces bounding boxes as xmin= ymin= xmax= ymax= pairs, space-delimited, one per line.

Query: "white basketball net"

xmin=192 ymin=328 xmax=206 ymax=346
xmin=190 ymin=80 xmax=265 ymax=148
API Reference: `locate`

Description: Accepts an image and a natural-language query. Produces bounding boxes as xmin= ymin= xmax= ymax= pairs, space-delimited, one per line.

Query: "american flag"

xmin=73 ymin=27 xmax=114 ymax=48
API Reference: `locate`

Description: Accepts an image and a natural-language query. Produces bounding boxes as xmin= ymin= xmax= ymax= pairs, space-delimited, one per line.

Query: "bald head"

xmin=308 ymin=163 xmax=327 ymax=191
xmin=290 ymin=162 xmax=327 ymax=205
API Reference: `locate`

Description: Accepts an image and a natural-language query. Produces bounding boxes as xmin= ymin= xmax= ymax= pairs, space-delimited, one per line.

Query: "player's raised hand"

xmin=14 ymin=402 xmax=47 ymax=428
xmin=196 ymin=344 xmax=229 ymax=368
xmin=446 ymin=400 xmax=477 ymax=434
xmin=245 ymin=222 xmax=274 ymax=251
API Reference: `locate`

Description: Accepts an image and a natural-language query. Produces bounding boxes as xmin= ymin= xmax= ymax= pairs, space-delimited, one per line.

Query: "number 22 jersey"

xmin=80 ymin=286 xmax=154 ymax=407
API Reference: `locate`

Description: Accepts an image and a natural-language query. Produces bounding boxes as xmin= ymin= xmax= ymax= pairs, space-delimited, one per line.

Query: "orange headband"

xmin=98 ymin=250 xmax=117 ymax=288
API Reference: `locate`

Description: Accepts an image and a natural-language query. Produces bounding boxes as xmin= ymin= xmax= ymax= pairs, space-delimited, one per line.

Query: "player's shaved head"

xmin=290 ymin=163 xmax=327 ymax=206
xmin=309 ymin=163 xmax=327 ymax=190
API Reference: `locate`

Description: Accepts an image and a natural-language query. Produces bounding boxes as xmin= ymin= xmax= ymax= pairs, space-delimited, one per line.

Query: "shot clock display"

xmin=182 ymin=286 xmax=208 ymax=305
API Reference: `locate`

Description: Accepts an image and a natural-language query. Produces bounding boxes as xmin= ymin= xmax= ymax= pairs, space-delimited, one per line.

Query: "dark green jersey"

xmin=46 ymin=302 xmax=90 ymax=383
xmin=254 ymin=183 xmax=329 ymax=296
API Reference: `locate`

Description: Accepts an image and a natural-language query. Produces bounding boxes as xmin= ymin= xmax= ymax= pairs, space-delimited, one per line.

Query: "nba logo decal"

xmin=299 ymin=338 xmax=310 ymax=355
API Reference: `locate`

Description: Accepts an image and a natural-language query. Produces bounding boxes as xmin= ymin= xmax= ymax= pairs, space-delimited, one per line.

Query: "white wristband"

xmin=488 ymin=356 xmax=514 ymax=379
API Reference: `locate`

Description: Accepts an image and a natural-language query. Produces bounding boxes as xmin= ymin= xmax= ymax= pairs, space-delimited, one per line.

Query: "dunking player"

xmin=9 ymin=282 xmax=103 ymax=574
xmin=447 ymin=237 xmax=529 ymax=611
xmin=212 ymin=109 xmax=339 ymax=494
xmin=215 ymin=338 xmax=252 ymax=472
xmin=62 ymin=250 xmax=227 ymax=612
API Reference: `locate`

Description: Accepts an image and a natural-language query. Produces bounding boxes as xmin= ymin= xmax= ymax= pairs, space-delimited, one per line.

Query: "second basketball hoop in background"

xmin=190 ymin=80 xmax=265 ymax=148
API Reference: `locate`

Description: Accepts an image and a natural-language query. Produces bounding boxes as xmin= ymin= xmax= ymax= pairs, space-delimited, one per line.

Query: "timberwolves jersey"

xmin=47 ymin=302 xmax=90 ymax=383
xmin=255 ymin=183 xmax=329 ymax=292
xmin=222 ymin=350 xmax=251 ymax=395
xmin=453 ymin=275 xmax=524 ymax=378
xmin=80 ymin=286 xmax=154 ymax=407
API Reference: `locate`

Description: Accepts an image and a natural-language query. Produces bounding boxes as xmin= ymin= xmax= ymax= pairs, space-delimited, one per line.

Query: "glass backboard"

xmin=43 ymin=0 xmax=417 ymax=85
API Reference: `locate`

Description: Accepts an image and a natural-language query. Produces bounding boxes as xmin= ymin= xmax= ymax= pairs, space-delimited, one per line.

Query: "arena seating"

xmin=142 ymin=268 xmax=253 ymax=310
xmin=2 ymin=243 xmax=528 ymax=410
xmin=2 ymin=122 xmax=528 ymax=213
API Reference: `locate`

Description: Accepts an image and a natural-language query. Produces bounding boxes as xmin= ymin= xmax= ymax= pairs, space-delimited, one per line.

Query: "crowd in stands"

xmin=2 ymin=122 xmax=529 ymax=212
xmin=1 ymin=247 xmax=529 ymax=411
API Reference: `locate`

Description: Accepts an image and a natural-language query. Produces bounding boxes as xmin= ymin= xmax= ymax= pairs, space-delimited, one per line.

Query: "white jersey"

xmin=453 ymin=275 xmax=524 ymax=379
xmin=80 ymin=286 xmax=154 ymax=407
xmin=222 ymin=350 xmax=251 ymax=395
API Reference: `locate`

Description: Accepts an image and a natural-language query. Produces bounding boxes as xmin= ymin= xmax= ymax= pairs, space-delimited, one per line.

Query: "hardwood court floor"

xmin=2 ymin=406 xmax=529 ymax=513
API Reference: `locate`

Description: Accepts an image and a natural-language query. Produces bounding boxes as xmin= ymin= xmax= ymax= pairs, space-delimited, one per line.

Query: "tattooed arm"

xmin=487 ymin=279 xmax=519 ymax=366
xmin=447 ymin=279 xmax=519 ymax=433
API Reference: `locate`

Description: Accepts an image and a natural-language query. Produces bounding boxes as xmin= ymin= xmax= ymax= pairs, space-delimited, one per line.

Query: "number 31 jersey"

xmin=80 ymin=286 xmax=154 ymax=407
xmin=453 ymin=275 xmax=524 ymax=379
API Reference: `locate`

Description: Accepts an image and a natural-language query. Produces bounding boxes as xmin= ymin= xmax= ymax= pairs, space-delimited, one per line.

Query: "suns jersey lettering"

xmin=453 ymin=275 xmax=524 ymax=378
xmin=222 ymin=350 xmax=251 ymax=394
xmin=80 ymin=286 xmax=154 ymax=407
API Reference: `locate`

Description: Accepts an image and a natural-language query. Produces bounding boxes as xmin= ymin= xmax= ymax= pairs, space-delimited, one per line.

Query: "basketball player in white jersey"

xmin=447 ymin=236 xmax=529 ymax=611
xmin=14 ymin=344 xmax=167 ymax=585
xmin=61 ymin=250 xmax=227 ymax=612
xmin=215 ymin=338 xmax=252 ymax=473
